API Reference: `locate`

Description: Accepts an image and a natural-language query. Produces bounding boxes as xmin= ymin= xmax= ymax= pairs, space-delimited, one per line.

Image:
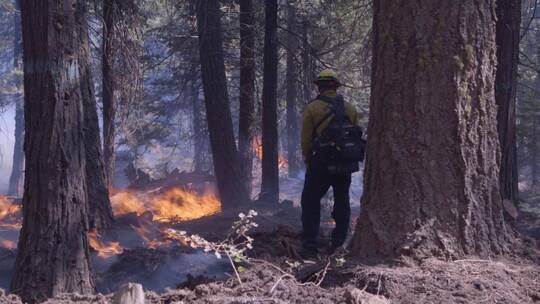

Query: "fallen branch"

xmin=269 ymin=274 xmax=295 ymax=294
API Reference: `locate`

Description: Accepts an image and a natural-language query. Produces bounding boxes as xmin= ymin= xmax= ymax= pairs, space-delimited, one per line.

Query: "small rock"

xmin=112 ymin=283 xmax=145 ymax=304
xmin=344 ymin=287 xmax=389 ymax=304
xmin=472 ymin=280 xmax=484 ymax=290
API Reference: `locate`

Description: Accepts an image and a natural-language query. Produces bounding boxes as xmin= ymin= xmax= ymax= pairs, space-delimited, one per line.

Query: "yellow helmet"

xmin=314 ymin=69 xmax=342 ymax=87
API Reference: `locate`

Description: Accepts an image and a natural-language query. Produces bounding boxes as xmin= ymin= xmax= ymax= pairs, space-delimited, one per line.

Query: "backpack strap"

xmin=333 ymin=95 xmax=347 ymax=125
xmin=310 ymin=94 xmax=353 ymax=141
xmin=311 ymin=95 xmax=336 ymax=141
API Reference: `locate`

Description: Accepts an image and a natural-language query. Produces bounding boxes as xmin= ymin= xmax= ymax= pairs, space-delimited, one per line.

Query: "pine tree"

xmin=12 ymin=1 xmax=97 ymax=301
xmin=196 ymin=0 xmax=250 ymax=207
xmin=352 ymin=0 xmax=517 ymax=259
xmin=260 ymin=0 xmax=279 ymax=203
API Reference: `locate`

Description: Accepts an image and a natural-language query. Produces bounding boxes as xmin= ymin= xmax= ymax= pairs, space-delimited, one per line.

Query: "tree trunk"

xmin=191 ymin=82 xmax=205 ymax=173
xmin=7 ymin=0 xmax=24 ymax=197
xmin=495 ymin=0 xmax=520 ymax=204
xmin=532 ymin=117 xmax=538 ymax=186
xmin=301 ymin=18 xmax=312 ymax=104
xmin=8 ymin=103 xmax=24 ymax=197
xmin=83 ymin=3 xmax=114 ymax=230
xmin=532 ymin=28 xmax=540 ymax=188
xmin=238 ymin=0 xmax=256 ymax=195
xmin=285 ymin=1 xmax=299 ymax=178
xmin=352 ymin=0 xmax=516 ymax=259
xmin=12 ymin=1 xmax=95 ymax=301
xmin=102 ymin=0 xmax=118 ymax=188
xmin=196 ymin=0 xmax=250 ymax=207
xmin=260 ymin=0 xmax=279 ymax=203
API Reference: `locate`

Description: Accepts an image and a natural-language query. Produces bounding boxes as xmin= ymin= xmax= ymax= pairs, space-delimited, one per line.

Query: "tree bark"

xmin=102 ymin=0 xmax=118 ymax=188
xmin=238 ymin=0 xmax=256 ymax=195
xmin=12 ymin=1 xmax=95 ymax=301
xmin=7 ymin=0 xmax=24 ymax=197
xmin=260 ymin=0 xmax=279 ymax=203
xmin=495 ymin=0 xmax=520 ymax=204
xmin=352 ymin=0 xmax=516 ymax=259
xmin=196 ymin=0 xmax=250 ymax=207
xmin=285 ymin=1 xmax=299 ymax=178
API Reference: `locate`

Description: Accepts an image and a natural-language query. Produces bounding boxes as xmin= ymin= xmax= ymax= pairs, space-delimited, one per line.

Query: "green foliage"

xmin=0 ymin=0 xmax=20 ymax=109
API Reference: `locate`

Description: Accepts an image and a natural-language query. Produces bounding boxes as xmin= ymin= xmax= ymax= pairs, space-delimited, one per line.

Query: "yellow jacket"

xmin=301 ymin=90 xmax=359 ymax=162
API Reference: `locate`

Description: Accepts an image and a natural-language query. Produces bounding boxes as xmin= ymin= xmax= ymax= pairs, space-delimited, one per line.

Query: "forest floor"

xmin=0 ymin=173 xmax=539 ymax=303
xmin=1 ymin=198 xmax=540 ymax=303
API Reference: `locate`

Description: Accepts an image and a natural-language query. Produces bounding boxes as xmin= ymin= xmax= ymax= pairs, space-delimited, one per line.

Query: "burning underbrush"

xmin=0 ymin=196 xmax=21 ymax=230
xmin=253 ymin=136 xmax=289 ymax=170
xmin=0 ymin=181 xmax=222 ymax=247
xmin=0 ymin=196 xmax=21 ymax=252
xmin=85 ymin=185 xmax=222 ymax=260
xmin=0 ymin=174 xmax=232 ymax=292
xmin=111 ymin=187 xmax=221 ymax=222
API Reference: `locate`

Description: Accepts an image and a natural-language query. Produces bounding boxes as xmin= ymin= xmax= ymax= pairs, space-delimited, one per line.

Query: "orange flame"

xmin=88 ymin=230 xmax=124 ymax=258
xmin=0 ymin=196 xmax=22 ymax=230
xmin=0 ymin=239 xmax=16 ymax=250
xmin=151 ymin=188 xmax=221 ymax=222
xmin=323 ymin=219 xmax=336 ymax=225
xmin=111 ymin=187 xmax=221 ymax=222
xmin=130 ymin=222 xmax=173 ymax=249
xmin=110 ymin=191 xmax=147 ymax=216
xmin=0 ymin=196 xmax=21 ymax=221
xmin=0 ymin=188 xmax=222 ymax=255
xmin=253 ymin=136 xmax=289 ymax=169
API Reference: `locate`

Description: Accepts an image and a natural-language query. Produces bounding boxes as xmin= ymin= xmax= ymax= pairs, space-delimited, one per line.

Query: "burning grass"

xmin=111 ymin=187 xmax=221 ymax=223
xmin=87 ymin=187 xmax=222 ymax=258
xmin=0 ymin=186 xmax=222 ymax=254
xmin=88 ymin=231 xmax=124 ymax=259
xmin=0 ymin=196 xmax=21 ymax=250
xmin=0 ymin=196 xmax=21 ymax=230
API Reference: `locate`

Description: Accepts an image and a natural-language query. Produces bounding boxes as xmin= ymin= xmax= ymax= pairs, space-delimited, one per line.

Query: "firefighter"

xmin=300 ymin=69 xmax=360 ymax=257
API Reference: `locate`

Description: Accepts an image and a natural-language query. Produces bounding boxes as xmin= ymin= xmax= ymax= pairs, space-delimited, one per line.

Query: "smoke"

xmin=0 ymin=106 xmax=15 ymax=194
xmin=95 ymin=250 xmax=230 ymax=293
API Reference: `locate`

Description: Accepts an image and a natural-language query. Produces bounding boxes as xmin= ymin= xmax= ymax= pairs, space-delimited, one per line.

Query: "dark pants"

xmin=301 ymin=162 xmax=351 ymax=250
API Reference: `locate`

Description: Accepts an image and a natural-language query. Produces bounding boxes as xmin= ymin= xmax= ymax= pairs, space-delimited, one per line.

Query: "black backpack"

xmin=311 ymin=95 xmax=366 ymax=174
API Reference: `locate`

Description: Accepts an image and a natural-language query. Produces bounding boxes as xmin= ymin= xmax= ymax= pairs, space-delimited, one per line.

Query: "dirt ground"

xmin=2 ymin=252 xmax=539 ymax=303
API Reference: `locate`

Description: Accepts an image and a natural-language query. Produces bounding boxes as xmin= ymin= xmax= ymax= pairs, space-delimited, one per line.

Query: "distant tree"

xmin=102 ymin=0 xmax=118 ymax=188
xmin=353 ymin=0 xmax=517 ymax=259
xmin=84 ymin=2 xmax=114 ymax=229
xmin=301 ymin=18 xmax=313 ymax=105
xmin=12 ymin=1 xmax=96 ymax=301
xmin=260 ymin=0 xmax=279 ymax=203
xmin=196 ymin=0 xmax=250 ymax=207
xmin=238 ymin=0 xmax=256 ymax=194
xmin=532 ymin=28 xmax=540 ymax=186
xmin=7 ymin=0 xmax=23 ymax=197
xmin=495 ymin=0 xmax=521 ymax=204
xmin=532 ymin=117 xmax=539 ymax=185
xmin=190 ymin=80 xmax=206 ymax=173
xmin=285 ymin=1 xmax=300 ymax=177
